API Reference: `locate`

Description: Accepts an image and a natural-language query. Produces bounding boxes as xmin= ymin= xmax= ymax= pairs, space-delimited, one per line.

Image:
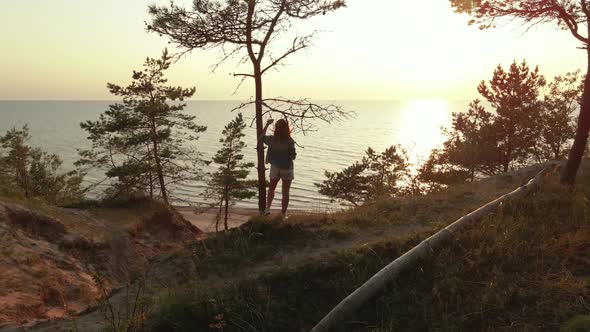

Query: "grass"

xmin=148 ymin=172 xmax=590 ymax=331
xmin=151 ymin=231 xmax=430 ymax=332
xmin=3 ymin=162 xmax=587 ymax=330
xmin=374 ymin=181 xmax=590 ymax=331
xmin=185 ymin=167 xmax=537 ymax=281
xmin=190 ymin=217 xmax=351 ymax=278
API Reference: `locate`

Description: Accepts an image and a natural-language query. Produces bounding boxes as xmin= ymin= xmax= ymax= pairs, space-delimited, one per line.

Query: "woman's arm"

xmin=258 ymin=118 xmax=274 ymax=143
xmin=289 ymin=140 xmax=297 ymax=160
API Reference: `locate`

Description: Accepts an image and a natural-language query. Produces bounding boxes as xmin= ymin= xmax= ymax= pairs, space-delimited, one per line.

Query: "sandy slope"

xmin=0 ymin=200 xmax=201 ymax=329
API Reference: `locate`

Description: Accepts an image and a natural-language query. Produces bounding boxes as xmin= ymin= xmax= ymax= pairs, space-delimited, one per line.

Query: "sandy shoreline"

xmin=175 ymin=206 xmax=258 ymax=233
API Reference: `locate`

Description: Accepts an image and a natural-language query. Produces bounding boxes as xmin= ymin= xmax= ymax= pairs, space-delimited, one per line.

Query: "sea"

xmin=0 ymin=100 xmax=468 ymax=210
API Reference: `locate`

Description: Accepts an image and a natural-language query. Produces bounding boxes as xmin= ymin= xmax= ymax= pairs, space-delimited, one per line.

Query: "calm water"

xmin=0 ymin=100 xmax=467 ymax=210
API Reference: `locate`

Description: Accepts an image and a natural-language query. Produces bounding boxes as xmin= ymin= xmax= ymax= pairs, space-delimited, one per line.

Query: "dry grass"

xmin=148 ymin=163 xmax=590 ymax=331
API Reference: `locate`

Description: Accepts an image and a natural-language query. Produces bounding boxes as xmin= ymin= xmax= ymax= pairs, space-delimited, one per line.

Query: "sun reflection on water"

xmin=397 ymin=99 xmax=451 ymax=165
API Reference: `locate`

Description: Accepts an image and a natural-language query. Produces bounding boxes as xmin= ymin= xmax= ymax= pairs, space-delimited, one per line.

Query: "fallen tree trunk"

xmin=311 ymin=163 xmax=559 ymax=332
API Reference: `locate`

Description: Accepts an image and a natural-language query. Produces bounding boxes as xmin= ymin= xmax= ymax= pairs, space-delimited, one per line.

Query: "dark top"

xmin=263 ymin=135 xmax=296 ymax=170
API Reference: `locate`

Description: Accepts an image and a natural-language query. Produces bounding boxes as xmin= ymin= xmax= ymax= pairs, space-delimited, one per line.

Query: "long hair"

xmin=273 ymin=119 xmax=291 ymax=141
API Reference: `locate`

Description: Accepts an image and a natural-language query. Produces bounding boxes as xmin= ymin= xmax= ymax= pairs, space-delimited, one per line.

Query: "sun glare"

xmin=397 ymin=100 xmax=451 ymax=164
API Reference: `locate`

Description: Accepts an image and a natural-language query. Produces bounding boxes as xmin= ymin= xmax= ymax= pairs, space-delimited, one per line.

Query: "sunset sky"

xmin=1 ymin=0 xmax=586 ymax=101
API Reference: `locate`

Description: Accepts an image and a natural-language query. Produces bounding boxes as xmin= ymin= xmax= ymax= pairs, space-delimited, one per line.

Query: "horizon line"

xmin=0 ymin=98 xmax=472 ymax=102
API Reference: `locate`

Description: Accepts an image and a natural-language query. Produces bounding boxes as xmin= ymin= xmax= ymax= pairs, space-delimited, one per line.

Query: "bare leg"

xmin=281 ymin=179 xmax=292 ymax=215
xmin=266 ymin=178 xmax=279 ymax=213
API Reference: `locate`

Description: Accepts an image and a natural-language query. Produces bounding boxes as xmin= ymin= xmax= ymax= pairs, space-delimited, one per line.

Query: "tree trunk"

xmin=254 ymin=67 xmax=267 ymax=213
xmin=16 ymin=149 xmax=30 ymax=198
xmin=216 ymin=199 xmax=223 ymax=233
xmin=561 ymin=47 xmax=590 ymax=184
xmin=150 ymin=119 xmax=169 ymax=205
xmin=149 ymin=171 xmax=154 ymax=199
xmin=147 ymin=145 xmax=154 ymax=199
xmin=224 ymin=192 xmax=230 ymax=231
xmin=225 ymin=142 xmax=233 ymax=230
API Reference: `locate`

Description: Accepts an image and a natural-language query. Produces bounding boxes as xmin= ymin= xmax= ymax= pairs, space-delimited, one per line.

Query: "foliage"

xmin=0 ymin=125 xmax=85 ymax=205
xmin=420 ymin=99 xmax=500 ymax=188
xmin=77 ymin=50 xmax=206 ymax=205
xmin=448 ymin=0 xmax=590 ymax=184
xmin=205 ymin=113 xmax=257 ymax=231
xmin=449 ymin=0 xmax=590 ymax=40
xmin=538 ymin=70 xmax=582 ymax=160
xmin=316 ymin=145 xmax=409 ymax=206
xmin=419 ymin=60 xmax=552 ymax=187
xmin=148 ymin=0 xmax=349 ymax=211
xmin=479 ymin=60 xmax=545 ymax=170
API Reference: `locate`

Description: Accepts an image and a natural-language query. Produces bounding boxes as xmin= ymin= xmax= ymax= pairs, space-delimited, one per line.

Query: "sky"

xmin=0 ymin=0 xmax=587 ymax=101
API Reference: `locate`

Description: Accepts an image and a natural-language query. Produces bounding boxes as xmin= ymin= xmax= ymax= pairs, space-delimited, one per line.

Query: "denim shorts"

xmin=269 ymin=165 xmax=294 ymax=180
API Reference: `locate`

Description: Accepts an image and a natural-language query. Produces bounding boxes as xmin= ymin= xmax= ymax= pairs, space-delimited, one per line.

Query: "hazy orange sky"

xmin=0 ymin=0 xmax=586 ymax=101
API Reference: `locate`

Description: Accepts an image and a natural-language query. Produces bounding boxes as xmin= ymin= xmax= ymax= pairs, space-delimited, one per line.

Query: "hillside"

xmin=2 ymin=162 xmax=589 ymax=331
xmin=146 ymin=163 xmax=590 ymax=331
xmin=0 ymin=198 xmax=201 ymax=328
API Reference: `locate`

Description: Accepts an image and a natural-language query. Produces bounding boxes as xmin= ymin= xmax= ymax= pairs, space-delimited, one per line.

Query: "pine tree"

xmin=449 ymin=0 xmax=590 ymax=184
xmin=78 ymin=50 xmax=206 ymax=205
xmin=419 ymin=60 xmax=546 ymax=187
xmin=316 ymin=145 xmax=409 ymax=206
xmin=206 ymin=114 xmax=257 ymax=232
xmin=0 ymin=126 xmax=32 ymax=197
xmin=0 ymin=125 xmax=84 ymax=205
xmin=477 ymin=60 xmax=545 ymax=172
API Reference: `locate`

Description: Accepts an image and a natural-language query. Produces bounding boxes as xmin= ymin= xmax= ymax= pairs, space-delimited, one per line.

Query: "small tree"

xmin=316 ymin=145 xmax=409 ymax=206
xmin=418 ymin=148 xmax=477 ymax=190
xmin=449 ymin=0 xmax=590 ymax=184
xmin=78 ymin=50 xmax=206 ymax=205
xmin=148 ymin=0 xmax=350 ymax=212
xmin=364 ymin=146 xmax=410 ymax=199
xmin=316 ymin=162 xmax=369 ymax=207
xmin=0 ymin=125 xmax=32 ymax=197
xmin=206 ymin=114 xmax=257 ymax=231
xmin=0 ymin=126 xmax=84 ymax=205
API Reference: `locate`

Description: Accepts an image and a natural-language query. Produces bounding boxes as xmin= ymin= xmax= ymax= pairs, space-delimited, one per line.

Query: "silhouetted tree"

xmin=316 ymin=145 xmax=409 ymax=206
xmin=449 ymin=0 xmax=590 ymax=184
xmin=419 ymin=61 xmax=545 ymax=186
xmin=0 ymin=126 xmax=85 ymax=205
xmin=206 ymin=113 xmax=257 ymax=231
xmin=479 ymin=60 xmax=545 ymax=172
xmin=364 ymin=146 xmax=410 ymax=199
xmin=538 ymin=71 xmax=582 ymax=160
xmin=317 ymin=162 xmax=369 ymax=206
xmin=78 ymin=50 xmax=206 ymax=205
xmin=418 ymin=150 xmax=463 ymax=192
xmin=148 ymin=0 xmax=350 ymax=212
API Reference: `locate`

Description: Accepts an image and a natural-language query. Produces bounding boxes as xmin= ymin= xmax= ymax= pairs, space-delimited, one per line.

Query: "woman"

xmin=261 ymin=118 xmax=297 ymax=217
